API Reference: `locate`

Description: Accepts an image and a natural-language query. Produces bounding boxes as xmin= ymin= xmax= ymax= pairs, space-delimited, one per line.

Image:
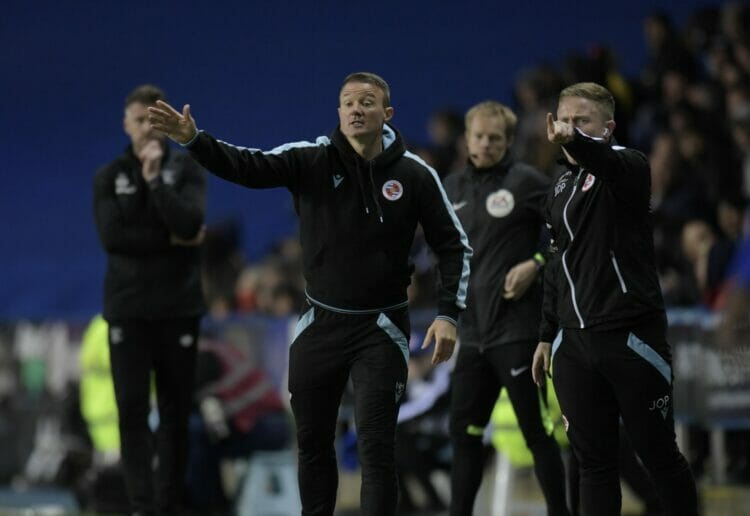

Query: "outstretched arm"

xmin=148 ymin=100 xmax=198 ymax=145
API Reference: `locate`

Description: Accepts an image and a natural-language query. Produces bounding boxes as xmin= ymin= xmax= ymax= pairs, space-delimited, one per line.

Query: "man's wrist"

xmin=532 ymin=252 xmax=546 ymax=271
xmin=180 ymin=129 xmax=201 ymax=147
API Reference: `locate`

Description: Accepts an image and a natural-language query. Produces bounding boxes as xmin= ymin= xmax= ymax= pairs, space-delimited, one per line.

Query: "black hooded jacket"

xmin=93 ymin=145 xmax=206 ymax=320
xmin=539 ymin=130 xmax=665 ymax=343
xmin=183 ymin=124 xmax=472 ymax=322
xmin=444 ymin=155 xmax=549 ymax=349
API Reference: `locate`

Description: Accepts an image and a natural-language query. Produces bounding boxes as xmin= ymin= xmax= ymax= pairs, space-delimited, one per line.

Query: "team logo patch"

xmin=582 ymin=173 xmax=596 ymax=192
xmin=110 ymin=326 xmax=123 ymax=345
xmin=162 ymin=168 xmax=176 ymax=185
xmin=486 ymin=189 xmax=514 ymax=217
xmin=395 ymin=381 xmax=406 ymax=402
xmin=382 ymin=180 xmax=403 ymax=201
xmin=115 ymin=173 xmax=136 ymax=195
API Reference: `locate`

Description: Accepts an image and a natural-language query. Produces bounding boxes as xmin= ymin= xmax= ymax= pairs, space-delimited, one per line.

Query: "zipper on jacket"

xmin=610 ymin=250 xmax=628 ymax=293
xmin=562 ymin=170 xmax=585 ymax=329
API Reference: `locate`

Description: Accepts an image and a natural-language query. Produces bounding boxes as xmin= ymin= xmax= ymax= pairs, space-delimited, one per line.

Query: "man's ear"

xmin=384 ymin=106 xmax=394 ymax=122
xmin=604 ymin=120 xmax=616 ymax=138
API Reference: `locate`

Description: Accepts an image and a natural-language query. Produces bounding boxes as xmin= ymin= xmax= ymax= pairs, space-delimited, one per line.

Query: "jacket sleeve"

xmin=539 ymin=192 xmax=559 ymax=343
xmin=93 ymin=169 xmax=171 ymax=256
xmin=414 ymin=159 xmax=473 ymax=325
xmin=183 ymin=130 xmax=310 ymax=193
xmin=561 ymin=129 xmax=650 ymax=212
xmin=149 ymin=156 xmax=206 ymax=239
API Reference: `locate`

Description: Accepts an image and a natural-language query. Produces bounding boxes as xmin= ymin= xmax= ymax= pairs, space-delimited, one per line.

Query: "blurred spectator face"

xmin=650 ymin=133 xmax=676 ymax=194
xmin=718 ymin=200 xmax=745 ymax=240
xmin=735 ymin=42 xmax=750 ymax=74
xmin=466 ymin=114 xmax=511 ymax=168
xmin=676 ymin=128 xmax=705 ymax=161
xmin=123 ymin=101 xmax=164 ymax=154
xmin=681 ymin=220 xmax=715 ymax=264
xmin=661 ymin=70 xmax=687 ymax=106
xmin=643 ymin=14 xmax=668 ymax=52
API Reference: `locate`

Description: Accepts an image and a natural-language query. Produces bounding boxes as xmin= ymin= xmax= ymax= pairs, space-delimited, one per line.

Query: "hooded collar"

xmin=330 ymin=123 xmax=406 ymax=223
xmin=330 ymin=123 xmax=405 ymax=168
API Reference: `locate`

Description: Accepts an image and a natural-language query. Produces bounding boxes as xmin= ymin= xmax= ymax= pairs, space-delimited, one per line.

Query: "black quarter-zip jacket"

xmin=184 ymin=124 xmax=472 ymax=323
xmin=539 ymin=130 xmax=665 ymax=343
xmin=93 ymin=145 xmax=207 ymax=320
xmin=444 ymin=155 xmax=549 ymax=349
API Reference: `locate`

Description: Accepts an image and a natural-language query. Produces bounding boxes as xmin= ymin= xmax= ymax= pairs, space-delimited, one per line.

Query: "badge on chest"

xmin=486 ymin=189 xmax=514 ymax=218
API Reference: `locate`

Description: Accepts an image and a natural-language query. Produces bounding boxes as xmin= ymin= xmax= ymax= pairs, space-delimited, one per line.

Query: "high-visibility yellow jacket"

xmin=79 ymin=315 xmax=120 ymax=453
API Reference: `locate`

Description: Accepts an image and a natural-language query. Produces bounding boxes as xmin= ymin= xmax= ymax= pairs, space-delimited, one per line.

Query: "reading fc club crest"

xmin=582 ymin=173 xmax=596 ymax=192
xmin=382 ymin=180 xmax=403 ymax=201
xmin=486 ymin=189 xmax=515 ymax=217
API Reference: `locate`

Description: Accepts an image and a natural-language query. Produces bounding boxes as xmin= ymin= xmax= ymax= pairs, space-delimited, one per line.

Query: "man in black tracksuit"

xmin=444 ymin=101 xmax=570 ymax=516
xmin=147 ymin=72 xmax=472 ymax=516
xmin=93 ymin=85 xmax=206 ymax=515
xmin=532 ymin=82 xmax=698 ymax=515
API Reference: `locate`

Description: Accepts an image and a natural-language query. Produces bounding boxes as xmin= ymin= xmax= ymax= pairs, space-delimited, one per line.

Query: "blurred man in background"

xmin=443 ymin=101 xmax=569 ymax=516
xmin=93 ymin=84 xmax=206 ymax=515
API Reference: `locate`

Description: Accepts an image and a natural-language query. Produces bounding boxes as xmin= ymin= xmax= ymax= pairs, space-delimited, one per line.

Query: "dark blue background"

xmin=1 ymin=0 xmax=711 ymax=319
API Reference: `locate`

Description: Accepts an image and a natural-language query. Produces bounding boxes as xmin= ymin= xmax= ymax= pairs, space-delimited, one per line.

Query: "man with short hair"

xmin=147 ymin=72 xmax=472 ymax=516
xmin=93 ymin=84 xmax=206 ymax=515
xmin=533 ymin=82 xmax=698 ymax=515
xmin=444 ymin=101 xmax=570 ymax=516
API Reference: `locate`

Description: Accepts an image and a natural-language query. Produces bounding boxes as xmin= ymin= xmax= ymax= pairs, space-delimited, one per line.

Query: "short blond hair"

xmin=341 ymin=72 xmax=391 ymax=107
xmin=465 ymin=101 xmax=518 ymax=140
xmin=559 ymin=82 xmax=615 ymax=120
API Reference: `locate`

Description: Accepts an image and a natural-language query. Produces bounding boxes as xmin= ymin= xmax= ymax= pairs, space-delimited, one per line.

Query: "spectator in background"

xmin=395 ymin=337 xmax=452 ymax=515
xmin=93 ymin=84 xmax=206 ymax=515
xmin=649 ymin=132 xmax=710 ymax=305
xmin=427 ymin=108 xmax=465 ymax=178
xmin=185 ymin=339 xmax=291 ymax=514
xmin=201 ymin=220 xmax=246 ymax=320
xmin=443 ymin=101 xmax=569 ymax=516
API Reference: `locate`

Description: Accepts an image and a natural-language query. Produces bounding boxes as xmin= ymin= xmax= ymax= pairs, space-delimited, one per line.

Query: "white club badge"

xmin=382 ymin=180 xmax=403 ymax=201
xmin=582 ymin=173 xmax=596 ymax=192
xmin=486 ymin=189 xmax=515 ymax=218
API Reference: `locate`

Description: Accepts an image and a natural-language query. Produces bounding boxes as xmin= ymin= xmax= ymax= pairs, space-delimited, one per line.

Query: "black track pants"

xmin=108 ymin=316 xmax=199 ymax=515
xmin=449 ymin=341 xmax=570 ymax=516
xmin=288 ymin=304 xmax=409 ymax=516
xmin=551 ymin=316 xmax=698 ymax=516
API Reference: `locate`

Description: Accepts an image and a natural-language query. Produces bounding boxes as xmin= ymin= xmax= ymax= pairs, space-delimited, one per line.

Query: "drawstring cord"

xmin=368 ymin=162 xmax=384 ymax=223
xmin=355 ymin=160 xmax=370 ymax=215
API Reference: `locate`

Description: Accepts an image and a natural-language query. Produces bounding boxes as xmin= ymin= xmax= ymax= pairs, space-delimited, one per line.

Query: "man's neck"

xmin=347 ymin=133 xmax=384 ymax=161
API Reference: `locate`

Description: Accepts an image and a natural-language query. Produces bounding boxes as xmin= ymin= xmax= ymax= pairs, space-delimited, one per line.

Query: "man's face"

xmin=338 ymin=82 xmax=393 ymax=140
xmin=123 ymin=101 xmax=163 ymax=153
xmin=466 ymin=114 xmax=510 ymax=168
xmin=556 ymin=96 xmax=612 ymax=140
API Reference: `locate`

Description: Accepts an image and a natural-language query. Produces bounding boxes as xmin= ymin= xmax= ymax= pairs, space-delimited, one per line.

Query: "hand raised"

xmin=148 ymin=100 xmax=198 ymax=145
xmin=546 ymin=113 xmax=574 ymax=144
xmin=139 ymin=140 xmax=163 ymax=181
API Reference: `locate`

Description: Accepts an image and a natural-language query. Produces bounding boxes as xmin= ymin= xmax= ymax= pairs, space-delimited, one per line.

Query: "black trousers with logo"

xmin=107 ymin=316 xmax=200 ymax=515
xmin=551 ymin=315 xmax=698 ymax=516
xmin=449 ymin=341 xmax=570 ymax=516
xmin=288 ymin=303 xmax=409 ymax=516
